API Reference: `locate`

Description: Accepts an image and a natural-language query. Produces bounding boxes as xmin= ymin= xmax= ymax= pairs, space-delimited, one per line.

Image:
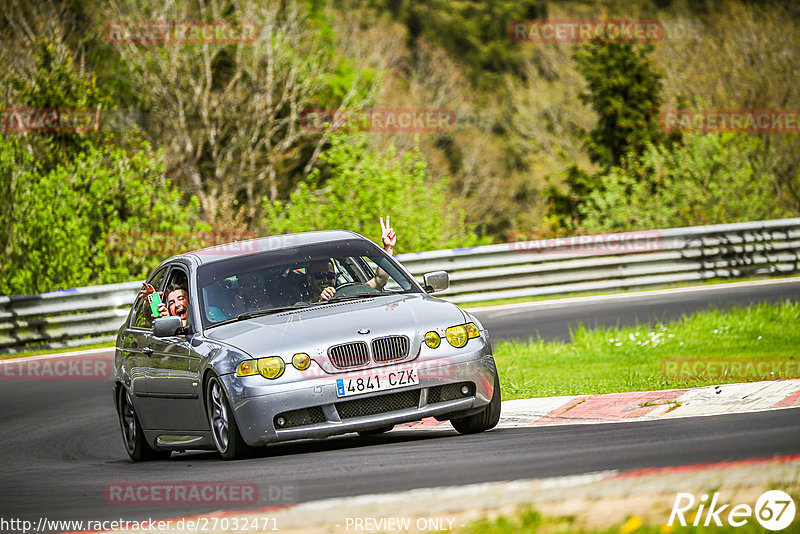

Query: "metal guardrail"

xmin=1 ymin=218 xmax=799 ymax=354
xmin=396 ymin=218 xmax=800 ymax=304
xmin=0 ymin=282 xmax=142 ymax=354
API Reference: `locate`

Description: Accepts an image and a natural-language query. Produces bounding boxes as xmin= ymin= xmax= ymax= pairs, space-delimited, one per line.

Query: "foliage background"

xmin=1 ymin=0 xmax=798 ymax=294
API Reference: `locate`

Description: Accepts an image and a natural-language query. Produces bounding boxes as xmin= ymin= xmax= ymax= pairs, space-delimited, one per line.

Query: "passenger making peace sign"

xmin=365 ymin=215 xmax=396 ymax=291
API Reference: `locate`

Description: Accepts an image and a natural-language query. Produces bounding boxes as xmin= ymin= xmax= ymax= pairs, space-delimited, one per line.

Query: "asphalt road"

xmin=0 ymin=372 xmax=798 ymax=526
xmin=1 ymin=279 xmax=799 ymax=529
xmin=470 ymin=278 xmax=800 ymax=342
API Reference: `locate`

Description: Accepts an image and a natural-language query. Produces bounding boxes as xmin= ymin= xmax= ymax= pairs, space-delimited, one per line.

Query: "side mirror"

xmin=423 ymin=271 xmax=449 ymax=293
xmin=153 ymin=316 xmax=184 ymax=337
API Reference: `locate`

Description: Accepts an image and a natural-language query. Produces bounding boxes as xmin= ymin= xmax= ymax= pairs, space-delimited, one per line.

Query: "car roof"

xmin=176 ymin=230 xmax=365 ymax=265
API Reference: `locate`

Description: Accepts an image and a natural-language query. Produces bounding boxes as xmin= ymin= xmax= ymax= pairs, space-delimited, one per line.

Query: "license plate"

xmin=336 ymin=367 xmax=419 ymax=398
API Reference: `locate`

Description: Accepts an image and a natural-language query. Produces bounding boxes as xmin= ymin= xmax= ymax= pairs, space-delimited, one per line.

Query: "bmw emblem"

xmin=358 ymin=329 xmax=370 ymax=335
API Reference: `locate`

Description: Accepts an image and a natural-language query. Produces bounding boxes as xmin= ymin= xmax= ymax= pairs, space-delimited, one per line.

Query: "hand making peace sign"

xmin=379 ymin=215 xmax=396 ymax=252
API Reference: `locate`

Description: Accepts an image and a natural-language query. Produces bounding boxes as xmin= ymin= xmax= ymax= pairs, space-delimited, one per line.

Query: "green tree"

xmin=6 ymin=38 xmax=114 ymax=170
xmin=0 ymin=135 xmax=204 ymax=295
xmin=572 ymin=41 xmax=665 ymax=170
xmin=544 ymin=38 xmax=670 ymax=232
xmin=578 ymin=133 xmax=789 ymax=232
xmin=101 ymin=0 xmax=380 ymax=224
xmin=263 ymin=132 xmax=484 ymax=253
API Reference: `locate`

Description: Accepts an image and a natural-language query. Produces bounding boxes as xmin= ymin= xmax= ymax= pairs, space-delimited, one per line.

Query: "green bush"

xmin=262 ymin=132 xmax=486 ymax=253
xmin=544 ymin=40 xmax=670 ymax=232
xmin=0 ymin=135 xmax=204 ymax=295
xmin=578 ymin=133 xmax=789 ymax=232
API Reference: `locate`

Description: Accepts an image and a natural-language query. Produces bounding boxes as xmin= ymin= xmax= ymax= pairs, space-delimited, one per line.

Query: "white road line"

xmin=0 ymin=346 xmax=114 ymax=365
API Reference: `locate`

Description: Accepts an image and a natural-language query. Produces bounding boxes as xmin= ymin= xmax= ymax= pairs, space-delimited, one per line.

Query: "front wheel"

xmin=117 ymin=387 xmax=171 ymax=461
xmin=451 ymin=370 xmax=502 ymax=435
xmin=206 ymin=375 xmax=253 ymax=460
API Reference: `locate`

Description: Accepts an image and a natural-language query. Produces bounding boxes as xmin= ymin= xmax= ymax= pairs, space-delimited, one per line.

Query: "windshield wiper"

xmin=325 ymin=291 xmax=395 ymax=304
xmin=207 ymin=304 xmax=312 ymax=328
xmin=236 ymin=304 xmax=313 ymax=319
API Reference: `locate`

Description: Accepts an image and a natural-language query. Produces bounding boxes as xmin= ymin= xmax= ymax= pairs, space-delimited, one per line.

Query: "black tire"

xmin=206 ymin=375 xmax=254 ymax=460
xmin=451 ymin=371 xmax=502 ymax=435
xmin=117 ymin=387 xmax=171 ymax=461
xmin=357 ymin=425 xmax=394 ymax=437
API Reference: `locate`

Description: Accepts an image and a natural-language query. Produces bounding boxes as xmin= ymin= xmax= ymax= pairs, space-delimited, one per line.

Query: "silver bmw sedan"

xmin=114 ymin=230 xmax=500 ymax=460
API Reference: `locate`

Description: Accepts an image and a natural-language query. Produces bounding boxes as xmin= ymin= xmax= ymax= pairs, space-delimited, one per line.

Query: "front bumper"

xmin=221 ymin=345 xmax=497 ymax=446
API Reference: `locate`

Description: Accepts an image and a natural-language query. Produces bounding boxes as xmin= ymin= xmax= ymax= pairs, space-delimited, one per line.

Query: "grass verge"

xmin=458 ymin=480 xmax=800 ymax=533
xmin=495 ymin=300 xmax=800 ymax=399
xmin=459 ymin=504 xmax=800 ymax=534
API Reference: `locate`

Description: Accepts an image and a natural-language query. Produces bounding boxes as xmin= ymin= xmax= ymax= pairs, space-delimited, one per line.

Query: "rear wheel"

xmin=451 ymin=371 xmax=502 ymax=435
xmin=357 ymin=425 xmax=394 ymax=437
xmin=117 ymin=387 xmax=171 ymax=461
xmin=206 ymin=375 xmax=253 ymax=460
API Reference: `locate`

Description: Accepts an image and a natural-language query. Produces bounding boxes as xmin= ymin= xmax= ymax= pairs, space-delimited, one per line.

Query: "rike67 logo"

xmin=669 ymin=490 xmax=796 ymax=531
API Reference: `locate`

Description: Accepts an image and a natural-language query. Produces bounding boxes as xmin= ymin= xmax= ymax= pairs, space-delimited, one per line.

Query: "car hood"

xmin=203 ymin=294 xmax=466 ymax=371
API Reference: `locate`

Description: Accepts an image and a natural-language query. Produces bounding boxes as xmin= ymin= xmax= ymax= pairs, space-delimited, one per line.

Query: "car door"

xmin=121 ymin=266 xmax=169 ymax=431
xmin=146 ymin=264 xmax=207 ymax=431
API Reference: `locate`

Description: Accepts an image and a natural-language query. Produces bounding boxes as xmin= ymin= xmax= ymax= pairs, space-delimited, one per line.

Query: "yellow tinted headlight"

xmin=424 ymin=331 xmax=441 ymax=349
xmin=466 ymin=322 xmax=480 ymax=339
xmin=445 ymin=325 xmax=468 ymax=348
xmin=257 ymin=357 xmax=285 ymax=379
xmin=292 ymin=353 xmax=311 ymax=371
xmin=235 ymin=360 xmax=258 ymax=377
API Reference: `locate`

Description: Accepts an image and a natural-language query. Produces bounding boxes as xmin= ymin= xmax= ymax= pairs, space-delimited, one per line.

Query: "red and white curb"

xmin=4 ymin=349 xmax=798 ymax=428
xmin=397 ymin=379 xmax=800 ymax=430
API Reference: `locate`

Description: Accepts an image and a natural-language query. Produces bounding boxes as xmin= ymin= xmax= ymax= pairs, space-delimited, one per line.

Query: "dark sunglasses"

xmin=313 ymin=271 xmax=336 ymax=280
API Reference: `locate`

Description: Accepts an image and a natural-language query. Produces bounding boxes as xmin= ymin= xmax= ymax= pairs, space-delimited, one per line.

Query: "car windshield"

xmin=196 ymin=239 xmax=420 ymax=328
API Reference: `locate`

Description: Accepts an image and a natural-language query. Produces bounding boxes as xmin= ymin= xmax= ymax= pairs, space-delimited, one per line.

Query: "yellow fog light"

xmin=292 ymin=353 xmax=311 ymax=371
xmin=424 ymin=331 xmax=441 ymax=349
xmin=466 ymin=322 xmax=480 ymax=339
xmin=235 ymin=360 xmax=258 ymax=377
xmin=445 ymin=325 xmax=468 ymax=348
xmin=257 ymin=357 xmax=285 ymax=379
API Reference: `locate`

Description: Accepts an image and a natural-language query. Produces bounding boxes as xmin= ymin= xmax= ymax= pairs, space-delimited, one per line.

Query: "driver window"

xmin=361 ymin=256 xmax=401 ymax=291
xmin=162 ymin=268 xmax=191 ymax=327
